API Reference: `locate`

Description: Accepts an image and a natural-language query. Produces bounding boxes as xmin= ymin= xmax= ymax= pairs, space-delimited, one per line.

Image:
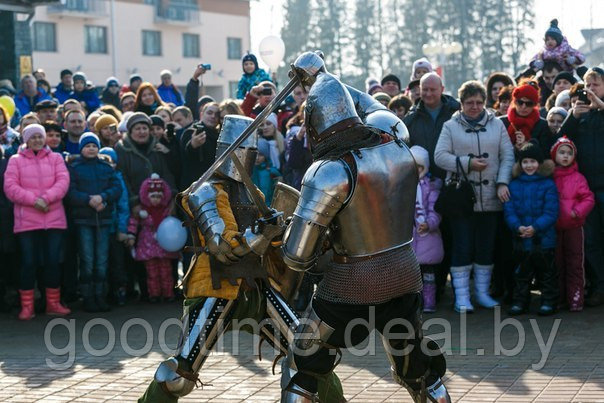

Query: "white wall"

xmin=32 ymin=1 xmax=250 ymax=97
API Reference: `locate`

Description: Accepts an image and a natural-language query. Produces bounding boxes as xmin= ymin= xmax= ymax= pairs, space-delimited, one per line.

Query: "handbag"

xmin=434 ymin=156 xmax=476 ymax=217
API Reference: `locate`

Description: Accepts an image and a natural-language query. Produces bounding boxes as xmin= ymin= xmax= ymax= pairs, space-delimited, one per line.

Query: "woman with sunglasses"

xmin=500 ymin=80 xmax=549 ymax=154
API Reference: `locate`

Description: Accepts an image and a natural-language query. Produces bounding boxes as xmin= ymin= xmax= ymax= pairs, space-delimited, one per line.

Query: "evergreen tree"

xmin=350 ymin=0 xmax=378 ymax=88
xmin=311 ymin=0 xmax=346 ymax=76
xmin=279 ymin=0 xmax=312 ymax=84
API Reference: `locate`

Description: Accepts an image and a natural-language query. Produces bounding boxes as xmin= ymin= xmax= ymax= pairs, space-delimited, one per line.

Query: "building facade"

xmin=31 ymin=0 xmax=250 ymax=100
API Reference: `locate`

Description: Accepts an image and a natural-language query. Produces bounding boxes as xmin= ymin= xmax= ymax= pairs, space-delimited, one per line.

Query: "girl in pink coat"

xmin=410 ymin=146 xmax=444 ymax=313
xmin=127 ymin=173 xmax=178 ymax=302
xmin=551 ymin=136 xmax=595 ymax=311
xmin=3 ymin=124 xmax=71 ymax=320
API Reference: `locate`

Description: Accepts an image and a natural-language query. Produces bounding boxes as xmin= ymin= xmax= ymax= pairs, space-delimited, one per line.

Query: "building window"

xmin=33 ymin=22 xmax=56 ymax=52
xmin=84 ymin=25 xmax=107 ymax=54
xmin=228 ymin=81 xmax=239 ymax=98
xmin=183 ymin=33 xmax=200 ymax=58
xmin=227 ymin=37 xmax=242 ymax=60
xmin=143 ymin=30 xmax=162 ymax=56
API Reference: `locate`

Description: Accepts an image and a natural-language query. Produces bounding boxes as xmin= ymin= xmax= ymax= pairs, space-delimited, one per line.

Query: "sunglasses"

xmin=516 ymin=100 xmax=535 ymax=107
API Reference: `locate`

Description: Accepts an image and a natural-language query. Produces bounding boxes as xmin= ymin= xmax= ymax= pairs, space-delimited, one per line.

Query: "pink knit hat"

xmin=22 ymin=123 xmax=46 ymax=143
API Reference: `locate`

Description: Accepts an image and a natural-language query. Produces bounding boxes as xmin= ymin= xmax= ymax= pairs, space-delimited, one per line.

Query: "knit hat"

xmin=160 ymin=69 xmax=172 ymax=78
xmin=365 ymin=77 xmax=379 ymax=92
xmin=518 ymin=142 xmax=544 ymax=164
xmin=22 ymin=123 xmax=46 ymax=144
xmin=550 ymin=135 xmax=577 ymax=161
xmin=150 ymin=114 xmax=165 ymax=129
xmin=555 ymin=90 xmax=570 ymax=107
xmin=60 ymin=69 xmax=73 ymax=78
xmin=72 ymin=72 xmax=87 ymax=83
xmin=129 ymin=74 xmax=142 ymax=84
xmin=147 ymin=173 xmax=164 ymax=196
xmin=381 ymin=74 xmax=401 ymax=89
xmin=266 ymin=113 xmax=278 ymax=129
xmin=126 ymin=112 xmax=152 ymax=132
xmin=372 ymin=92 xmax=392 ymax=104
xmin=512 ymin=83 xmax=540 ymax=104
xmin=99 ymin=147 xmax=118 ymax=163
xmin=547 ymin=106 xmax=568 ymax=120
xmin=106 ymin=76 xmax=119 ymax=87
xmin=79 ymin=132 xmax=100 ymax=152
xmin=553 ymin=71 xmax=576 ymax=87
xmin=411 ymin=57 xmax=433 ymax=79
xmin=545 ymin=19 xmax=563 ymax=46
xmin=367 ymin=83 xmax=383 ymax=95
xmin=241 ymin=52 xmax=259 ymax=71
xmin=94 ymin=114 xmax=118 ymax=132
xmin=410 ymin=145 xmax=430 ymax=172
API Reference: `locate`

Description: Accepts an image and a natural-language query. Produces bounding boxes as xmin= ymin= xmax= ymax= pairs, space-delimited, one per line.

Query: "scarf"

xmin=507 ymin=107 xmax=540 ymax=144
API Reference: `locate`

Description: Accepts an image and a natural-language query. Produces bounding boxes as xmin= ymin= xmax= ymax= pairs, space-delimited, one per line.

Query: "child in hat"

xmin=504 ymin=142 xmax=559 ymax=315
xmin=550 ymin=136 xmax=594 ymax=311
xmin=529 ymin=19 xmax=585 ymax=72
xmin=236 ymin=52 xmax=271 ymax=100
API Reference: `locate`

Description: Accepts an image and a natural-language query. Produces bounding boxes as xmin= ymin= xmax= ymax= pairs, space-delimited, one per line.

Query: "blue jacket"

xmin=67 ymin=156 xmax=122 ymax=225
xmin=14 ymin=88 xmax=52 ymax=115
xmin=504 ymin=161 xmax=559 ymax=251
xmin=252 ymin=161 xmax=281 ymax=205
xmin=70 ymin=89 xmax=101 ymax=112
xmin=157 ymin=84 xmax=184 ymax=106
xmin=115 ymin=171 xmax=130 ymax=233
xmin=53 ymin=83 xmax=72 ymax=104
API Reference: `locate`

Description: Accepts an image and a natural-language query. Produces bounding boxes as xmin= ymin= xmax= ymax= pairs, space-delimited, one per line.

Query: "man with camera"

xmin=185 ymin=64 xmax=214 ymax=121
xmin=241 ymin=81 xmax=291 ymax=133
xmin=560 ymin=67 xmax=604 ymax=307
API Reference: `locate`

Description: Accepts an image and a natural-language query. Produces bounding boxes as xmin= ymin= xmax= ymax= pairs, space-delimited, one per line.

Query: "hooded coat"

xmin=504 ymin=160 xmax=559 ymax=251
xmin=127 ymin=176 xmax=178 ymax=260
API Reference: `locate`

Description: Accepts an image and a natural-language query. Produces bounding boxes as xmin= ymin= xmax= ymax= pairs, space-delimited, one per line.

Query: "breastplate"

xmin=330 ymin=141 xmax=418 ymax=257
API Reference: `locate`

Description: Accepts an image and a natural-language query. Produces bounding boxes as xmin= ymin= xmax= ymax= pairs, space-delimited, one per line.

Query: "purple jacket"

xmin=411 ymin=177 xmax=444 ymax=265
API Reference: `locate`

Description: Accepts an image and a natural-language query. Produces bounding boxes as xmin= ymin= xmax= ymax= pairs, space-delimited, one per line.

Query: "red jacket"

xmin=553 ymin=162 xmax=595 ymax=229
xmin=241 ymin=93 xmax=290 ymax=133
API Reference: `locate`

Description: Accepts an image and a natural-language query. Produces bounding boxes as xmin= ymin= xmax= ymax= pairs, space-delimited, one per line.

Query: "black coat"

xmin=500 ymin=116 xmax=551 ymax=158
xmin=404 ymin=94 xmax=460 ymax=180
xmin=560 ymin=109 xmax=604 ymax=192
xmin=178 ymin=123 xmax=219 ymax=191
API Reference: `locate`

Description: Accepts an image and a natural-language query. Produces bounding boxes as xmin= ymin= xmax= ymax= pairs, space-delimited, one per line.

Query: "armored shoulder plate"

xmin=281 ymin=159 xmax=352 ymax=271
xmin=187 ymin=180 xmax=225 ymax=240
xmin=330 ymin=141 xmax=418 ymax=257
xmin=345 ymin=84 xmax=388 ymax=120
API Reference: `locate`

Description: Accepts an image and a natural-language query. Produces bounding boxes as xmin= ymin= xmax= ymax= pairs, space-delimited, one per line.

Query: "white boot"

xmin=450 ymin=265 xmax=474 ymax=313
xmin=474 ymin=263 xmax=499 ymax=308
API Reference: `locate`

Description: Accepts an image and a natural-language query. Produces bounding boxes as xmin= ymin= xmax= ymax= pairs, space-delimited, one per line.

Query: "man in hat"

xmin=35 ymin=99 xmax=59 ymax=123
xmin=138 ymin=115 xmax=344 ymax=403
xmin=14 ymin=74 xmax=52 ymax=116
xmin=157 ymin=69 xmax=184 ymax=106
xmin=54 ymin=69 xmax=73 ymax=104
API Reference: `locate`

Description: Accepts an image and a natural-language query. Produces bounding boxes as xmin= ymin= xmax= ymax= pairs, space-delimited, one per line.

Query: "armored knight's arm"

xmin=187 ymin=181 xmax=249 ymax=264
xmin=281 ymin=159 xmax=352 ymax=271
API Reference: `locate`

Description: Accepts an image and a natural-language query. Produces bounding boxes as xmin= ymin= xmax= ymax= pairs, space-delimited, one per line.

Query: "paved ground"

xmin=1 ymin=291 xmax=604 ymax=402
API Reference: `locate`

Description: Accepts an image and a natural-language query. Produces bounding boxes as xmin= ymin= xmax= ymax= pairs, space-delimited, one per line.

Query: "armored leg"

xmin=263 ymin=286 xmax=300 ymax=352
xmin=153 ymin=297 xmax=237 ymax=398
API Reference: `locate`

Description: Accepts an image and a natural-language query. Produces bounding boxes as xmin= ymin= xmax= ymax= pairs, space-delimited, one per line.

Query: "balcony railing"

xmin=47 ymin=0 xmax=108 ymax=17
xmin=153 ymin=2 xmax=200 ymax=25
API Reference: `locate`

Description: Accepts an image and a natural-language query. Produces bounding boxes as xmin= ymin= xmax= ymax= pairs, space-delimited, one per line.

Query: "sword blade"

xmin=182 ymin=76 xmax=300 ymax=196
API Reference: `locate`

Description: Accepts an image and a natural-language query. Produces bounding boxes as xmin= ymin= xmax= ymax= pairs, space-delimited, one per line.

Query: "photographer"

xmin=150 ymin=115 xmax=180 ymax=182
xmin=185 ymin=64 xmax=211 ymax=121
xmin=241 ymin=81 xmax=290 ymax=132
xmin=178 ymin=102 xmax=220 ymax=191
xmin=560 ymin=67 xmax=604 ymax=307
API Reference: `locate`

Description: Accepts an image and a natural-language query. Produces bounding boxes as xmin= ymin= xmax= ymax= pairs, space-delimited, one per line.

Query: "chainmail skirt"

xmin=316 ymin=244 xmax=422 ymax=305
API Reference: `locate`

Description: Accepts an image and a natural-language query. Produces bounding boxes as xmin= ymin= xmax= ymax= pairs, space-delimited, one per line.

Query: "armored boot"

xmin=18 ymin=289 xmax=35 ymax=321
xmin=45 ymin=288 xmax=71 ymax=316
xmin=450 ymin=266 xmax=474 ymax=313
xmin=473 ymin=264 xmax=499 ymax=308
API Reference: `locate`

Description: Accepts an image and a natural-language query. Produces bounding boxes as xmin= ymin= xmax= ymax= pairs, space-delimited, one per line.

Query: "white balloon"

xmin=259 ymin=35 xmax=285 ymax=71
xmin=156 ymin=216 xmax=187 ymax=252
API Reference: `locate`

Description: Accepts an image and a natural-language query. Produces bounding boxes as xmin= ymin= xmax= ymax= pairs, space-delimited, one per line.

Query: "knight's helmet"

xmin=304 ymin=73 xmax=361 ymax=149
xmin=215 ymin=114 xmax=258 ymax=182
xmin=365 ymin=109 xmax=410 ymax=144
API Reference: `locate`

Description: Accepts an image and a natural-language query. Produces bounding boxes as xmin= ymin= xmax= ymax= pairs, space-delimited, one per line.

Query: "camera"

xmin=578 ymin=89 xmax=590 ymax=104
xmin=166 ymin=122 xmax=175 ymax=139
xmin=198 ymin=63 xmax=211 ymax=70
xmin=261 ymin=87 xmax=273 ymax=96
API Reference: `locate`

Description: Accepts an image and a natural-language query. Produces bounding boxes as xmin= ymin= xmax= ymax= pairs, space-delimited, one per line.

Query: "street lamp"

xmin=422 ymin=41 xmax=462 ymax=85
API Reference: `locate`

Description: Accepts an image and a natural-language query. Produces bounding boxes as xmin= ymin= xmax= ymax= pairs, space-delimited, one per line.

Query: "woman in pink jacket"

xmin=3 ymin=124 xmax=71 ymax=320
xmin=551 ymin=136 xmax=595 ymax=311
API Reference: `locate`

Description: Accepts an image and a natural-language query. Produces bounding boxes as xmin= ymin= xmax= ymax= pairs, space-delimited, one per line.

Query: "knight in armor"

xmin=138 ymin=115 xmax=344 ymax=402
xmin=251 ymin=52 xmax=451 ymax=403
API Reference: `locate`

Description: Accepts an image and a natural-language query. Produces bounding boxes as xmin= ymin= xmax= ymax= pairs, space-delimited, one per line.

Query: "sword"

xmin=182 ymin=72 xmax=301 ymax=196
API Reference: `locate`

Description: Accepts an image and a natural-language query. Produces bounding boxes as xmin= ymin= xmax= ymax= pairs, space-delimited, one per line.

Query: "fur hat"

xmin=550 ymin=135 xmax=577 ymax=161
xmin=545 ymin=19 xmax=563 ymax=46
xmin=518 ymin=141 xmax=544 ymax=164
